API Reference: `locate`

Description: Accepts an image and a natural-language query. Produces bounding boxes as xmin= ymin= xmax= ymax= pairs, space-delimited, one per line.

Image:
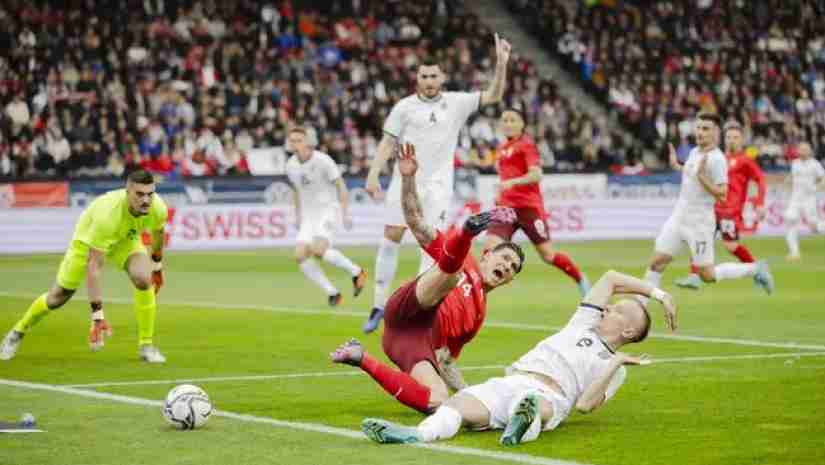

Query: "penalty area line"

xmin=0 ymin=377 xmax=588 ymax=465
xmin=59 ymin=352 xmax=825 ymax=389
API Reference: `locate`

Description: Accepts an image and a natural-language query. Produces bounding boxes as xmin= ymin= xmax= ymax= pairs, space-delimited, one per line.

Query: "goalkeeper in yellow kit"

xmin=1 ymin=170 xmax=169 ymax=363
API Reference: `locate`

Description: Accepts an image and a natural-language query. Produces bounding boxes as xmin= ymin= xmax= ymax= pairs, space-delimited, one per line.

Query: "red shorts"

xmin=715 ymin=211 xmax=743 ymax=241
xmin=381 ymin=279 xmax=439 ymax=374
xmin=486 ymin=206 xmax=550 ymax=245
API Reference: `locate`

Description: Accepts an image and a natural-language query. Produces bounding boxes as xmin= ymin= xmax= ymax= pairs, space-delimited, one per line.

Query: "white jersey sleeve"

xmin=708 ymin=150 xmax=728 ymax=185
xmin=322 ymin=153 xmax=342 ymax=183
xmin=451 ymin=91 xmax=482 ymax=126
xmin=383 ymin=100 xmax=405 ymax=138
xmin=562 ymin=303 xmax=604 ymax=331
xmin=604 ymin=365 xmax=627 ymax=401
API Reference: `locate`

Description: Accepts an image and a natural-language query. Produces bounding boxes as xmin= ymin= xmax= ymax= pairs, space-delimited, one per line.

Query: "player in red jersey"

xmin=675 ymin=121 xmax=767 ymax=290
xmin=331 ymin=143 xmax=525 ymax=414
xmin=484 ymin=109 xmax=589 ymax=296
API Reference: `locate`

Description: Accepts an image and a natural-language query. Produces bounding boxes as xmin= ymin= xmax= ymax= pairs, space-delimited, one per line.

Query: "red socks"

xmin=437 ymin=228 xmax=474 ymax=274
xmin=551 ymin=252 xmax=583 ymax=282
xmin=732 ymin=245 xmax=755 ymax=263
xmin=360 ymin=354 xmax=431 ymax=413
xmin=690 ymin=264 xmax=700 ymax=274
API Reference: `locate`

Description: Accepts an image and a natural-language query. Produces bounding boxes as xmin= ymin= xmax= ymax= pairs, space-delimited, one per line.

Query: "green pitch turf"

xmin=1 ymin=237 xmax=823 ymax=465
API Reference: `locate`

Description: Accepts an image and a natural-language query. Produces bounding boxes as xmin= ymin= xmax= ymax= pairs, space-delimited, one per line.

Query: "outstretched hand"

xmin=463 ymin=207 xmax=517 ymax=235
xmin=398 ymin=143 xmax=418 ymax=177
xmin=494 ymin=33 xmax=512 ymax=66
xmin=659 ymin=291 xmax=678 ymax=331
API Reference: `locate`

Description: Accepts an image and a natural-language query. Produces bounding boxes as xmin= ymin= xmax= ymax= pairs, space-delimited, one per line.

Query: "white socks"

xmin=373 ymin=237 xmax=401 ymax=310
xmin=299 ymin=259 xmax=338 ymax=296
xmin=713 ymin=262 xmax=757 ymax=281
xmin=786 ymin=223 xmax=800 ymax=257
xmin=638 ymin=269 xmax=663 ymax=306
xmin=417 ymin=405 xmax=462 ymax=442
xmin=322 ymin=248 xmax=361 ymax=276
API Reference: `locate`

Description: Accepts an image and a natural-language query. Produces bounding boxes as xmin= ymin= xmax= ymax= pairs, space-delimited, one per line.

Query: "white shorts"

xmin=654 ymin=215 xmax=715 ymax=266
xmin=297 ymin=205 xmax=341 ymax=244
xmin=784 ymin=196 xmax=819 ymax=224
xmin=384 ymin=177 xmax=451 ymax=230
xmin=461 ymin=374 xmax=573 ymax=433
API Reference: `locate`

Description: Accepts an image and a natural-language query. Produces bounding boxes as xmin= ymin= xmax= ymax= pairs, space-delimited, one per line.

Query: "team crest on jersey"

xmin=128 ymin=228 xmax=137 ymax=239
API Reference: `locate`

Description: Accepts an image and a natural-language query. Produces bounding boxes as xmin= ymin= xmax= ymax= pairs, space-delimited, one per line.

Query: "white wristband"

xmin=91 ymin=309 xmax=105 ymax=321
xmin=153 ymin=260 xmax=163 ymax=272
xmin=651 ymin=288 xmax=667 ymax=303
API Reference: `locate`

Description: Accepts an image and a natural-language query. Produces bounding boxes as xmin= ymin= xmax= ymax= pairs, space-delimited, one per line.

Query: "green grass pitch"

xmin=1 ymin=237 xmax=824 ymax=465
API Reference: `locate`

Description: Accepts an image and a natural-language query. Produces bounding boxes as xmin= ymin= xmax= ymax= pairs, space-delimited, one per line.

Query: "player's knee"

xmin=131 ymin=273 xmax=152 ymax=290
xmin=723 ymin=241 xmax=738 ymax=252
xmin=47 ymin=287 xmax=74 ymax=308
xmin=538 ymin=248 xmax=555 ymax=263
xmin=384 ymin=226 xmax=405 ymax=242
xmin=294 ymin=246 xmax=309 ymax=263
xmin=310 ymin=243 xmax=328 ymax=258
xmin=697 ymin=267 xmax=715 ymax=283
xmin=650 ymin=256 xmax=671 ymax=272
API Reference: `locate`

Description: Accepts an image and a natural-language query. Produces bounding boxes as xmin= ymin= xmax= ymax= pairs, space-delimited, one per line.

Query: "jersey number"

xmin=694 ymin=241 xmax=707 ymax=256
xmin=457 ymin=273 xmax=472 ymax=297
xmin=534 ymin=219 xmax=548 ymax=239
xmin=576 ymin=337 xmax=593 ymax=347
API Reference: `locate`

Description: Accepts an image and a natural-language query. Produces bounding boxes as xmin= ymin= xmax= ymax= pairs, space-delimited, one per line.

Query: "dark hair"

xmin=723 ymin=120 xmax=743 ymax=133
xmin=491 ymin=241 xmax=525 ymax=274
xmin=416 ymin=55 xmax=442 ymax=71
xmin=288 ymin=126 xmax=307 ymax=135
xmin=127 ymin=170 xmax=154 ymax=185
xmin=502 ymin=108 xmax=527 ymax=126
xmin=631 ymin=303 xmax=652 ymax=343
xmin=696 ymin=112 xmax=721 ymax=128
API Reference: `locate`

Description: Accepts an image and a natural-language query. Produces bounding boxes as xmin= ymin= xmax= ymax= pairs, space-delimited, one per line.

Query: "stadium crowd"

xmin=0 ymin=0 xmax=632 ymax=180
xmin=510 ymin=0 xmax=825 ymax=168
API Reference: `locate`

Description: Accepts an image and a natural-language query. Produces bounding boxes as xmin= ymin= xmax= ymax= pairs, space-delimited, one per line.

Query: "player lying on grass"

xmin=361 ymin=269 xmax=677 ymax=447
xmin=331 ymin=142 xmax=525 ymax=414
xmin=1 ymin=170 xmax=168 ymax=363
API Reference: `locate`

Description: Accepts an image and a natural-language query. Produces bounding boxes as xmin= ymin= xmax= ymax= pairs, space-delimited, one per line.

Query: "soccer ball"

xmin=162 ymin=384 xmax=213 ymax=430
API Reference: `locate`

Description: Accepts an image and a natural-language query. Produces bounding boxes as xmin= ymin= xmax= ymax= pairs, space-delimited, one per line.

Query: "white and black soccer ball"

xmin=162 ymin=384 xmax=213 ymax=430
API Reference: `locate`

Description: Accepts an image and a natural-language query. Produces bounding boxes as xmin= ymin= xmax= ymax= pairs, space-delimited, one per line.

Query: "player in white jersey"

xmin=363 ymin=34 xmax=513 ymax=333
xmin=285 ymin=127 xmax=367 ymax=306
xmin=784 ymin=142 xmax=825 ymax=260
xmin=360 ymin=270 xmax=677 ymax=447
xmin=642 ymin=113 xmax=774 ymax=297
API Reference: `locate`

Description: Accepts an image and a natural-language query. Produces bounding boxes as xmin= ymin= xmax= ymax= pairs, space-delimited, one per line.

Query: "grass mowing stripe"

xmin=2 ymin=291 xmax=824 ymax=351
xmin=58 ymin=352 xmax=825 ymax=388
xmin=0 ymin=377 xmax=590 ymax=465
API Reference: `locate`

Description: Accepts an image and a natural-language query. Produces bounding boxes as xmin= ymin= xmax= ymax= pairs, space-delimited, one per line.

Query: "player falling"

xmin=362 ymin=33 xmax=512 ymax=334
xmin=674 ymin=121 xmax=767 ymax=290
xmin=484 ymin=108 xmax=589 ymax=295
xmin=784 ymin=142 xmax=825 ymax=260
xmin=1 ymin=170 xmax=168 ymax=363
xmin=332 ymin=143 xmax=524 ymax=414
xmin=641 ymin=113 xmax=774 ymax=298
xmin=360 ymin=270 xmax=677 ymax=447
xmin=285 ymin=127 xmax=367 ymax=306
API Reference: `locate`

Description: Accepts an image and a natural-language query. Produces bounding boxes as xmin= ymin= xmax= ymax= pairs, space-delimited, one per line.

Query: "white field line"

xmin=2 ymin=291 xmax=824 ymax=351
xmin=0 ymin=378 xmax=588 ymax=465
xmin=59 ymin=352 xmax=825 ymax=389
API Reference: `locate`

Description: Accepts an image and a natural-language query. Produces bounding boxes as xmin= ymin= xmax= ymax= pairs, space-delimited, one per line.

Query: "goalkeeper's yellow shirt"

xmin=73 ymin=188 xmax=168 ymax=253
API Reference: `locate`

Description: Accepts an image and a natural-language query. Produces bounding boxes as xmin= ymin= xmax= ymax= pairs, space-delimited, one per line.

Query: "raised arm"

xmin=480 ymin=33 xmax=512 ymax=106
xmin=398 ymin=143 xmax=436 ymax=247
xmin=583 ymin=270 xmax=677 ymax=331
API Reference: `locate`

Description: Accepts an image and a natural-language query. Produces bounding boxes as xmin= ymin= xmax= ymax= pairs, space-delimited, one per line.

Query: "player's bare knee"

xmin=697 ymin=266 xmax=716 ymax=283
xmin=384 ymin=225 xmax=405 ymax=243
xmin=47 ymin=286 xmax=74 ymax=308
xmin=722 ymin=241 xmax=738 ymax=253
xmin=131 ymin=273 xmax=152 ymax=290
xmin=310 ymin=241 xmax=328 ymax=258
xmin=650 ymin=255 xmax=672 ymax=271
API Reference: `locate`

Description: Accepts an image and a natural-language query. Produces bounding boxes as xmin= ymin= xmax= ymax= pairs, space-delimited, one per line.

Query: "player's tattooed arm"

xmin=399 ymin=143 xmax=436 ymax=247
xmin=436 ymin=347 xmax=468 ymax=391
xmin=366 ymin=133 xmax=397 ymax=198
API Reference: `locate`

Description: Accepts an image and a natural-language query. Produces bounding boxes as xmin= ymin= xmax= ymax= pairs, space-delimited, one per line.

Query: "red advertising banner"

xmin=0 ymin=182 xmax=69 ymax=208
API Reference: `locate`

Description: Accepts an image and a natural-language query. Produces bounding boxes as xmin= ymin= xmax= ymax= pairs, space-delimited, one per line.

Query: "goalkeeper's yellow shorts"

xmin=56 ymin=239 xmax=148 ymax=290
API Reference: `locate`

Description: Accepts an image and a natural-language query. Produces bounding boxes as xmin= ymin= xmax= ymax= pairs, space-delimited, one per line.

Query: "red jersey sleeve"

xmin=523 ymin=141 xmax=541 ymax=169
xmin=423 ymin=229 xmax=446 ymax=261
xmin=748 ymin=158 xmax=767 ymax=207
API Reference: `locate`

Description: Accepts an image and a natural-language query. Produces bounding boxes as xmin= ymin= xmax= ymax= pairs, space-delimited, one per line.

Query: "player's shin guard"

xmin=373 ymin=238 xmax=400 ymax=309
xmin=134 ymin=287 xmax=156 ymax=346
xmin=13 ymin=293 xmax=50 ymax=334
xmin=438 ymin=228 xmax=475 ymax=274
xmin=360 ymin=354 xmax=431 ymax=413
xmin=417 ymin=405 xmax=462 ymax=442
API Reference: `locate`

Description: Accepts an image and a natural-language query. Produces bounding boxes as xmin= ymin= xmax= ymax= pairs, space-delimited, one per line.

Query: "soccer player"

xmin=285 ymin=127 xmax=367 ymax=306
xmin=0 ymin=170 xmax=168 ymax=363
xmin=640 ymin=113 xmax=774 ymax=298
xmin=359 ymin=269 xmax=677 ymax=447
xmin=484 ymin=108 xmax=589 ymax=296
xmin=362 ymin=33 xmax=513 ymax=333
xmin=784 ymin=142 xmax=825 ymax=260
xmin=332 ymin=143 xmax=525 ymax=414
xmin=675 ymin=121 xmax=767 ymax=290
